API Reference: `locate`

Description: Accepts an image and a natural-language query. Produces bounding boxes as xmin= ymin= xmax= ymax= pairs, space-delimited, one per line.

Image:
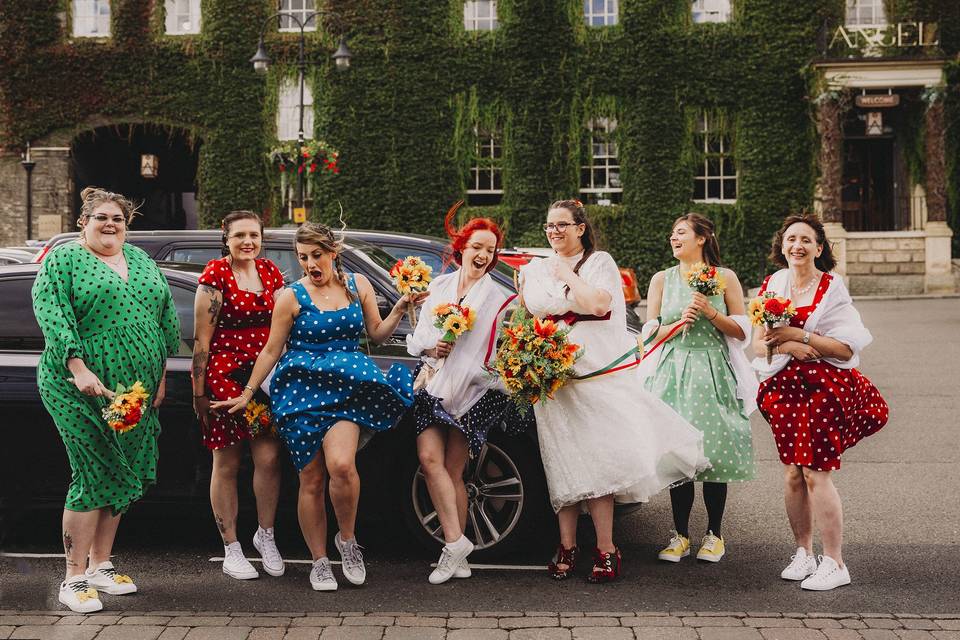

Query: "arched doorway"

xmin=71 ymin=124 xmax=201 ymax=229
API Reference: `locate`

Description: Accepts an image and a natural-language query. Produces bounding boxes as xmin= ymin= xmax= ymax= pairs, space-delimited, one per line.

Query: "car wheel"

xmin=401 ymin=430 xmax=555 ymax=562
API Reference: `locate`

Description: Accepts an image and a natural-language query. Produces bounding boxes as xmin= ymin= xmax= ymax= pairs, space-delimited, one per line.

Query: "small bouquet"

xmin=492 ymin=308 xmax=582 ymax=414
xmin=244 ymin=399 xmax=274 ymax=437
xmin=431 ymin=302 xmax=476 ymax=370
xmin=748 ymin=292 xmax=798 ymax=363
xmin=102 ymin=381 xmax=150 ymax=434
xmin=390 ymin=256 xmax=433 ymax=327
xmin=683 ymin=262 xmax=726 ymax=339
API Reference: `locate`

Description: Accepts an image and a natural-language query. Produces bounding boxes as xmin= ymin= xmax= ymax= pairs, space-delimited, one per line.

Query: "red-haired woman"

xmin=404 ymin=203 xmax=521 ymax=584
xmin=752 ymin=214 xmax=888 ymax=591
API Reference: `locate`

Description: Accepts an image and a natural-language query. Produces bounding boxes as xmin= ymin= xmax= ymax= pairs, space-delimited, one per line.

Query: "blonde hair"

xmin=77 ymin=187 xmax=138 ymax=226
xmin=295 ymin=222 xmax=354 ymax=302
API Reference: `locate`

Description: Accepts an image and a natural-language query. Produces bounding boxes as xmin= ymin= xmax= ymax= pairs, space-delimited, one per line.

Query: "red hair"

xmin=444 ymin=200 xmax=503 ymax=273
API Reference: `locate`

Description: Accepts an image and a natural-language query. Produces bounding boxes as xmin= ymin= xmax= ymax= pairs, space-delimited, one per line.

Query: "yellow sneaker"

xmin=657 ymin=531 xmax=691 ymax=562
xmin=696 ymin=531 xmax=725 ymax=562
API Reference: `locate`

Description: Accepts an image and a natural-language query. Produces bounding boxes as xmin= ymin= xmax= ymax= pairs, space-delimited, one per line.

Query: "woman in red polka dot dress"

xmin=192 ymin=211 xmax=287 ymax=581
xmin=752 ymin=214 xmax=888 ymax=592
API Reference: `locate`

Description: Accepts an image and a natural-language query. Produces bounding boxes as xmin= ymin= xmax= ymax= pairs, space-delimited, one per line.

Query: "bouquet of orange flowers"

xmin=244 ymin=399 xmax=274 ymax=437
xmin=433 ymin=303 xmax=476 ymax=343
xmin=102 ymin=381 xmax=150 ymax=433
xmin=491 ymin=309 xmax=582 ymax=413
xmin=683 ymin=262 xmax=726 ymax=339
xmin=748 ymin=291 xmax=798 ymax=363
xmin=390 ymin=256 xmax=433 ymax=328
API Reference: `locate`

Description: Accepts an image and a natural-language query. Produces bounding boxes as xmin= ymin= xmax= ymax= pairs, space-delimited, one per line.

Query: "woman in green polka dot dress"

xmin=643 ymin=213 xmax=757 ymax=564
xmin=32 ymin=187 xmax=181 ymax=613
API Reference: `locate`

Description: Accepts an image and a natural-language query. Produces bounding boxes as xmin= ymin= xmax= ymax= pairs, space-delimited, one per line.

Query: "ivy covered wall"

xmin=1 ymin=0 xmax=957 ymax=285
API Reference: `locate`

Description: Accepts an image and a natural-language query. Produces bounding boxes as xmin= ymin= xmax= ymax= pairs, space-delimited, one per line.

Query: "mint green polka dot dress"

xmin=32 ymin=242 xmax=181 ymax=514
xmin=644 ymin=266 xmax=755 ymax=483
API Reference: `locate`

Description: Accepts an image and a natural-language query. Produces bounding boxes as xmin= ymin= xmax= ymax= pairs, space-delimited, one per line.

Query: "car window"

xmin=166 ymin=280 xmax=197 ymax=356
xmin=376 ymin=243 xmax=450 ymax=275
xmin=0 ymin=277 xmax=44 ymax=351
xmin=261 ymin=249 xmax=299 ymax=283
xmin=166 ymin=247 xmax=221 ymax=267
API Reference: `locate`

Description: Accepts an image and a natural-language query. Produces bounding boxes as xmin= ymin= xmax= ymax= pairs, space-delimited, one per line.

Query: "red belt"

xmin=544 ymin=311 xmax=611 ymax=325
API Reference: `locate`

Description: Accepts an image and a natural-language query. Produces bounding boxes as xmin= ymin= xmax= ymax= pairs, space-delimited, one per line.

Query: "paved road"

xmin=2 ymin=298 xmax=959 ymax=615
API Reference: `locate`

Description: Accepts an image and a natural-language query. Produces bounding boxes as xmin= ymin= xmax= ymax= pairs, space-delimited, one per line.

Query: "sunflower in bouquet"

xmin=102 ymin=381 xmax=150 ymax=434
xmin=492 ymin=308 xmax=582 ymax=413
xmin=243 ymin=399 xmax=275 ymax=438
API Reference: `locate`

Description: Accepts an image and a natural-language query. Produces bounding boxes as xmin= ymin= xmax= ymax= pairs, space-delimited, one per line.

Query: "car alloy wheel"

xmin=411 ymin=441 xmax=524 ymax=551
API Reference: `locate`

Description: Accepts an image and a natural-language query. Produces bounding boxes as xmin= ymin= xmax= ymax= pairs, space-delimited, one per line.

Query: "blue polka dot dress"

xmin=270 ymin=276 xmax=414 ymax=471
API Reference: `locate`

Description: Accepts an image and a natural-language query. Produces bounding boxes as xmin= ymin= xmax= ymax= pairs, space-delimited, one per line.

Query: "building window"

xmin=580 ymin=118 xmax=622 ymax=205
xmin=693 ymin=112 xmax=737 ymax=203
xmin=845 ymin=0 xmax=887 ymax=27
xmin=467 ymin=129 xmax=504 ymax=206
xmin=72 ymin=0 xmax=110 ymax=37
xmin=692 ymin=0 xmax=732 ymax=24
xmin=279 ymin=0 xmax=317 ymax=32
xmin=277 ymin=76 xmax=314 ymax=141
xmin=584 ymin=0 xmax=618 ymax=26
xmin=464 ymin=1 xmax=498 ymax=31
xmin=165 ymin=0 xmax=201 ymax=35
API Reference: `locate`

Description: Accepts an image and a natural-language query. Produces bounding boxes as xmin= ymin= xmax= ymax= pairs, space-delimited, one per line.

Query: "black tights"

xmin=669 ymin=482 xmax=727 ymax=539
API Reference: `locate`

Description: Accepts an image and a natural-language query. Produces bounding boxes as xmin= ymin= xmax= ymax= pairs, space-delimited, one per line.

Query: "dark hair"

xmin=220 ymin=210 xmax=264 ymax=257
xmin=769 ymin=213 xmax=837 ymax=272
xmin=673 ymin=213 xmax=722 ymax=267
xmin=443 ymin=200 xmax=503 ymax=273
xmin=295 ymin=221 xmax=355 ymax=302
xmin=549 ymin=199 xmax=599 ymax=294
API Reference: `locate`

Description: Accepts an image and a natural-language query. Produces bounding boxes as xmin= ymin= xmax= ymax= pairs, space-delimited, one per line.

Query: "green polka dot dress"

xmin=32 ymin=242 xmax=181 ymax=514
xmin=644 ymin=266 xmax=756 ymax=483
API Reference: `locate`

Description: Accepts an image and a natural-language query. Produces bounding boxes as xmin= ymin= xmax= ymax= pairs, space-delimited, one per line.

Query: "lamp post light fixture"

xmin=20 ymin=143 xmax=36 ymax=241
xmin=251 ymin=10 xmax=352 ymax=223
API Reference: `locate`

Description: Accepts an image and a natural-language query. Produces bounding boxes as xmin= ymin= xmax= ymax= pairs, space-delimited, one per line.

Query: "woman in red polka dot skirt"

xmin=752 ymin=214 xmax=888 ymax=592
xmin=192 ymin=211 xmax=287 ymax=581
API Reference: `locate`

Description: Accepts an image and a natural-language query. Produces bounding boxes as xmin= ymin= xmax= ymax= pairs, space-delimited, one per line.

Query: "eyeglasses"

xmin=90 ymin=214 xmax=127 ymax=225
xmin=543 ymin=222 xmax=581 ymax=233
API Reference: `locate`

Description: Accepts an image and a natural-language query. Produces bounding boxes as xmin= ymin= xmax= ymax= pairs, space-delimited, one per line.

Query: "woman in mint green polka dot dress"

xmin=643 ymin=213 xmax=757 ymax=564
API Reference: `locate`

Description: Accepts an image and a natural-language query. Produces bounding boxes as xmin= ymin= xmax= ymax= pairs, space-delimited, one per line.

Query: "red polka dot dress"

xmin=198 ymin=257 xmax=285 ymax=450
xmin=757 ymin=273 xmax=889 ymax=471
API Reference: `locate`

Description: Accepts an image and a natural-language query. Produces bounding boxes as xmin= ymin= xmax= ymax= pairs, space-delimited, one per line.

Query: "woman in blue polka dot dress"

xmin=212 ymin=222 xmax=425 ymax=592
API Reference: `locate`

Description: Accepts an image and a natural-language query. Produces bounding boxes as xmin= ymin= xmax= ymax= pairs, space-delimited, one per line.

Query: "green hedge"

xmin=2 ymin=0 xmax=957 ymax=286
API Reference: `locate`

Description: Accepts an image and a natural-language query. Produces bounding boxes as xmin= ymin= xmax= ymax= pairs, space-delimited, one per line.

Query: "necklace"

xmin=792 ymin=272 xmax=819 ymax=296
xmin=87 ymin=245 xmax=124 ymax=267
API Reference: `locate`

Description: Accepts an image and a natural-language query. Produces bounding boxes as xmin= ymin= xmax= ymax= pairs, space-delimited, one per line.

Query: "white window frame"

xmin=584 ymin=0 xmax=618 ymax=26
xmin=165 ymin=0 xmax=201 ymax=35
xmin=464 ymin=0 xmax=498 ymax=31
xmin=72 ymin=0 xmax=111 ymax=38
xmin=467 ymin=129 xmax=504 ymax=198
xmin=693 ymin=112 xmax=737 ymax=204
xmin=279 ymin=0 xmax=317 ymax=33
xmin=580 ymin=118 xmax=622 ymax=204
xmin=692 ymin=0 xmax=732 ymax=24
xmin=277 ymin=75 xmax=314 ymax=142
xmin=845 ymin=0 xmax=887 ymax=28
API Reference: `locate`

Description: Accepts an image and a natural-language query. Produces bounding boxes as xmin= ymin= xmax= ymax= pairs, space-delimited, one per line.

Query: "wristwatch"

xmin=802 ymin=331 xmax=810 ymax=345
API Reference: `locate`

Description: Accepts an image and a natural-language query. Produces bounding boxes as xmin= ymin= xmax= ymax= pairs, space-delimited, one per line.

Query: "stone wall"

xmin=0 ymin=147 xmax=72 ymax=246
xmin=846 ymin=232 xmax=926 ymax=295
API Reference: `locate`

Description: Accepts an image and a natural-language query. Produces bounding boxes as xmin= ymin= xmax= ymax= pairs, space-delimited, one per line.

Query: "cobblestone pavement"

xmin=2 ymin=611 xmax=960 ymax=640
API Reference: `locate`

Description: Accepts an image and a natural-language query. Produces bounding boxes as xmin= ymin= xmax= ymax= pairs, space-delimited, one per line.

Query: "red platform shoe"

xmin=586 ymin=547 xmax=621 ymax=583
xmin=547 ymin=544 xmax=578 ymax=580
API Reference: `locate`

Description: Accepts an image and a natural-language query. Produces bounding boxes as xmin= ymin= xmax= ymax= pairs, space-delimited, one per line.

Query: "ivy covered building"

xmin=1 ymin=0 xmax=958 ymax=293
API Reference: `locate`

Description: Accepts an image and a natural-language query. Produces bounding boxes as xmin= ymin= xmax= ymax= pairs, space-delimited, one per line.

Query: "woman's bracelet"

xmin=243 ymin=384 xmax=255 ymax=393
xmin=709 ymin=308 xmax=719 ymax=320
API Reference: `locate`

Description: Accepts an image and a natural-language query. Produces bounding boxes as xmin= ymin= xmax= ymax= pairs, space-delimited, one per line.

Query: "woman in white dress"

xmin=519 ymin=199 xmax=709 ymax=583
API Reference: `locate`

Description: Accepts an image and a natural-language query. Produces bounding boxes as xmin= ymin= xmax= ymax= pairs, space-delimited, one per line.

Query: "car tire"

xmin=400 ymin=429 xmax=556 ymax=562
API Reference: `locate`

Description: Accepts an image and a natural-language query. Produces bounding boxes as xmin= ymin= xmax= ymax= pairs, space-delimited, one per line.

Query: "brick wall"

xmin=0 ymin=149 xmax=72 ymax=246
xmin=846 ymin=233 xmax=925 ymax=295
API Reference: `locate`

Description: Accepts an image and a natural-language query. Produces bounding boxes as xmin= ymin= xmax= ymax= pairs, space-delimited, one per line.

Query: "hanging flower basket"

xmin=267 ymin=140 xmax=340 ymax=203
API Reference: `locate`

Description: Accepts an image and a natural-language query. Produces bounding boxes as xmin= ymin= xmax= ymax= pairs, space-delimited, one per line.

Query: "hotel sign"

xmin=830 ymin=22 xmax=939 ymax=50
xmin=855 ymin=94 xmax=900 ymax=108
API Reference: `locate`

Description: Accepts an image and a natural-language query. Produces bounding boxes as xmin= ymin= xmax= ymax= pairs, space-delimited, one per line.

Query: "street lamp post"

xmin=251 ymin=11 xmax=352 ymax=223
xmin=20 ymin=143 xmax=36 ymax=241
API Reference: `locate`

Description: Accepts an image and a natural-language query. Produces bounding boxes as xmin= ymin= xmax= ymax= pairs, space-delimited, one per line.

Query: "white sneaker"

xmin=429 ymin=535 xmax=474 ymax=585
xmin=801 ymin=555 xmax=851 ymax=591
xmin=85 ymin=561 xmax=137 ymax=595
xmin=222 ymin=541 xmax=259 ymax=580
xmin=454 ymin=558 xmax=471 ymax=579
xmin=58 ymin=575 xmax=103 ymax=613
xmin=781 ymin=546 xmax=818 ymax=581
xmin=309 ymin=557 xmax=338 ymax=591
xmin=252 ymin=527 xmax=285 ymax=577
xmin=334 ymin=532 xmax=366 ymax=586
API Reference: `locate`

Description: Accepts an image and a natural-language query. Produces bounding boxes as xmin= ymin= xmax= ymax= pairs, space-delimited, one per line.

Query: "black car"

xmin=0 ymin=261 xmax=553 ymax=559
